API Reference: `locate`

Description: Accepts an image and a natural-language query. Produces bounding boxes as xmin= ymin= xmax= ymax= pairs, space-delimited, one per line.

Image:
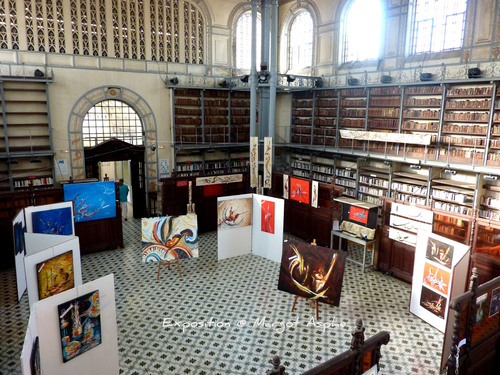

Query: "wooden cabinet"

xmin=390 ymin=240 xmax=416 ymax=283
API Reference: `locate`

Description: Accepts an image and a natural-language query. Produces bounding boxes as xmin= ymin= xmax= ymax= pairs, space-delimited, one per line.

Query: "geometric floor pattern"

xmin=0 ymin=219 xmax=445 ymax=375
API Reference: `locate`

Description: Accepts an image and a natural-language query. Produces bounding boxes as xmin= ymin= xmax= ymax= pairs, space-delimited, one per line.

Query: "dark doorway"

xmin=84 ymin=138 xmax=147 ymax=218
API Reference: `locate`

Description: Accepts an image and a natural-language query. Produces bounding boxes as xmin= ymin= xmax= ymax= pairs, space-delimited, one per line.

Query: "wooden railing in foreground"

xmin=444 ymin=268 xmax=500 ymax=375
xmin=267 ymin=319 xmax=390 ymax=375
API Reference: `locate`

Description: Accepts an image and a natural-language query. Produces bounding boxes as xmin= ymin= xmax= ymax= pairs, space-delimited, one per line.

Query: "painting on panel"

xmin=263 ymin=137 xmax=272 ymax=188
xmin=278 ymin=240 xmax=347 ymax=306
xmin=261 ymin=200 xmax=275 ymax=234
xmin=217 ymin=198 xmax=252 ymax=230
xmin=58 ymin=290 xmax=102 ymax=362
xmin=250 ymin=137 xmax=258 ymax=188
xmin=422 ymin=262 xmax=451 ymax=296
xmin=311 ymin=181 xmax=318 ymax=208
xmin=63 ymin=181 xmax=116 ymax=222
xmin=30 ymin=336 xmax=40 ymax=375
xmin=14 ymin=218 xmax=26 ymax=255
xmin=489 ymin=287 xmax=500 ymax=317
xmin=36 ymin=251 xmax=75 ymax=300
xmin=426 ymin=237 xmax=454 ymax=269
xmin=474 ymin=293 xmax=488 ymax=325
xmin=420 ymin=286 xmax=447 ymax=319
xmin=32 ymin=207 xmax=73 ymax=235
xmin=283 ymin=174 xmax=289 ymax=199
xmin=142 ymin=214 xmax=199 ymax=262
xmin=290 ymin=177 xmax=310 ymax=204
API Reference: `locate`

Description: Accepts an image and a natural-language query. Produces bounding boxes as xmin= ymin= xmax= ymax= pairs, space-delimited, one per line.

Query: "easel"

xmin=157 ymin=181 xmax=196 ymax=280
xmin=291 ymin=239 xmax=320 ymax=320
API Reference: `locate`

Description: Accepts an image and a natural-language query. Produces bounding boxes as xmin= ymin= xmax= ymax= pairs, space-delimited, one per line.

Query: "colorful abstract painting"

xmin=261 ymin=200 xmax=275 ymax=234
xmin=290 ymin=177 xmax=310 ymax=204
xmin=63 ymin=181 xmax=116 ymax=222
xmin=36 ymin=251 xmax=75 ymax=300
xmin=217 ymin=198 xmax=252 ymax=230
xmin=422 ymin=262 xmax=450 ymax=295
xmin=426 ymin=237 xmax=454 ymax=269
xmin=420 ymin=286 xmax=447 ymax=319
xmin=32 ymin=207 xmax=73 ymax=235
xmin=142 ymin=214 xmax=199 ymax=262
xmin=278 ymin=240 xmax=347 ymax=306
xmin=58 ymin=290 xmax=102 ymax=362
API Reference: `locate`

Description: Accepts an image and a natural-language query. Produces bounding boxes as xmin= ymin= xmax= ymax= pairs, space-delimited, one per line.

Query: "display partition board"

xmin=20 ymin=313 xmax=38 ymax=375
xmin=24 ymin=234 xmax=82 ymax=308
xmin=217 ymin=193 xmax=285 ymax=262
xmin=217 ymin=194 xmax=253 ymax=260
xmin=13 ymin=209 xmax=27 ymax=301
xmin=32 ymin=274 xmax=119 ymax=375
xmin=251 ymin=194 xmax=284 ymax=263
xmin=25 ymin=201 xmax=75 ymax=236
xmin=410 ymin=230 xmax=470 ymax=333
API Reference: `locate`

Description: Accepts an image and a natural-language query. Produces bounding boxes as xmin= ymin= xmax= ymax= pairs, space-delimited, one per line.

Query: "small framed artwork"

xmin=58 ymin=290 xmax=102 ymax=362
xmin=489 ymin=287 xmax=500 ymax=317
xmin=36 ymin=251 xmax=75 ymax=300
xmin=290 ymin=177 xmax=310 ymax=204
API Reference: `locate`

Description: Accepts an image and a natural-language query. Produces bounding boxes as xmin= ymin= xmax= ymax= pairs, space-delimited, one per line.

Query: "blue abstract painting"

xmin=63 ymin=181 xmax=116 ymax=222
xmin=32 ymin=207 xmax=73 ymax=235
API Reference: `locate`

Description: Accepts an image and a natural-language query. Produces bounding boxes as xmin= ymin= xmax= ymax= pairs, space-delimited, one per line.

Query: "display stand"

xmin=157 ymin=258 xmax=182 ymax=279
xmin=330 ymin=230 xmax=376 ymax=271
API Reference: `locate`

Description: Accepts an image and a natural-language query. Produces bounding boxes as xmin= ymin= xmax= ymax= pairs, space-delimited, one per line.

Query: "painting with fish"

xmin=278 ymin=240 xmax=346 ymax=306
xmin=63 ymin=181 xmax=116 ymax=222
xmin=32 ymin=207 xmax=73 ymax=235
xmin=58 ymin=290 xmax=102 ymax=362
xmin=142 ymin=214 xmax=199 ymax=262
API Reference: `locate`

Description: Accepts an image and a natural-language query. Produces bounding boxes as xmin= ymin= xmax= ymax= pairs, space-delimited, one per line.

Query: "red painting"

xmin=261 ymin=200 xmax=275 ymax=234
xmin=290 ymin=177 xmax=310 ymax=204
xmin=349 ymin=206 xmax=369 ymax=225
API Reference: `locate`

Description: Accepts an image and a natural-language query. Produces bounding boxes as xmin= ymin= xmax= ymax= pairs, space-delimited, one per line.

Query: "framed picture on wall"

xmin=290 ymin=177 xmax=310 ymax=204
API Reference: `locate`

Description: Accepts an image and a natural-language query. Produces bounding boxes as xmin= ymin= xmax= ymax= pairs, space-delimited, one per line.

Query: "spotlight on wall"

xmin=34 ymin=69 xmax=44 ymax=78
xmin=347 ymin=77 xmax=358 ymax=86
xmin=444 ymin=168 xmax=457 ymax=175
xmin=286 ymin=74 xmax=296 ymax=83
xmin=258 ymin=71 xmax=269 ymax=84
xmin=315 ymin=78 xmax=323 ymax=88
xmin=484 ymin=174 xmax=498 ymax=181
xmin=420 ymin=72 xmax=433 ymax=81
xmin=151 ymin=145 xmax=156 ymax=151
xmin=107 ymin=87 xmax=122 ymax=96
xmin=410 ymin=164 xmax=422 ymax=170
xmin=260 ymin=62 xmax=268 ymax=71
xmin=381 ymin=75 xmax=392 ymax=84
xmin=169 ymin=77 xmax=179 ymax=85
xmin=240 ymin=75 xmax=249 ymax=83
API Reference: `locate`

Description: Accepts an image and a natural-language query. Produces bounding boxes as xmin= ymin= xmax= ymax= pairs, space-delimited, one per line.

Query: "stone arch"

xmin=67 ymin=86 xmax=159 ymax=194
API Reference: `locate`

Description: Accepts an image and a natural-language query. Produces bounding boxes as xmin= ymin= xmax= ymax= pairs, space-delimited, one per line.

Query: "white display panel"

xmin=32 ymin=274 xmax=119 ymax=375
xmin=20 ymin=313 xmax=37 ymax=375
xmin=25 ymin=201 xmax=75 ymax=236
xmin=24 ymin=235 xmax=82 ymax=308
xmin=217 ymin=194 xmax=253 ymax=260
xmin=13 ymin=209 xmax=27 ymax=301
xmin=251 ymin=194 xmax=284 ymax=263
xmin=409 ymin=230 xmax=470 ymax=332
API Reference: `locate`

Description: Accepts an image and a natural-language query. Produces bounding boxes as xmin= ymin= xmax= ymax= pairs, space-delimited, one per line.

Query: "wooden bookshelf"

xmin=313 ymin=89 xmax=337 ymax=146
xmin=367 ymin=87 xmax=400 ymax=155
xmin=390 ymin=169 xmax=430 ymax=206
xmin=291 ymin=91 xmax=314 ymax=145
xmin=338 ymin=88 xmax=367 ymax=150
xmin=357 ymin=165 xmax=390 ymax=206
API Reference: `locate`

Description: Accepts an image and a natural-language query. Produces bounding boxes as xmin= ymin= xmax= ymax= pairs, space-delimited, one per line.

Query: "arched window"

xmin=289 ymin=11 xmax=313 ymax=71
xmin=82 ymin=100 xmax=143 ymax=147
xmin=411 ymin=0 xmax=467 ymax=54
xmin=342 ymin=0 xmax=383 ymax=63
xmin=235 ymin=11 xmax=261 ymax=70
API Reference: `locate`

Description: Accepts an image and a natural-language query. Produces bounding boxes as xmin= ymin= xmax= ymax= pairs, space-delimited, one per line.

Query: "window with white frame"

xmin=343 ymin=0 xmax=383 ymax=63
xmin=289 ymin=11 xmax=313 ymax=71
xmin=235 ymin=11 xmax=261 ymax=70
xmin=82 ymin=100 xmax=143 ymax=147
xmin=411 ymin=0 xmax=467 ymax=54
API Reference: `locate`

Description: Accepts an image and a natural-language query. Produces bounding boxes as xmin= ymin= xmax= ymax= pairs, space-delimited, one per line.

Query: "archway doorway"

xmin=84 ymin=138 xmax=147 ymax=218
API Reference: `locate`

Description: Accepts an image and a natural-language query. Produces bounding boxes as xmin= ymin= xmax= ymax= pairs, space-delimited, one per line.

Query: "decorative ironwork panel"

xmin=121 ymin=0 xmax=128 ymax=58
xmin=56 ymin=0 xmax=64 ymax=53
xmin=99 ymin=0 xmax=107 ymax=56
xmin=129 ymin=0 xmax=137 ymax=59
xmin=89 ymin=2 xmax=98 ymax=55
xmin=149 ymin=0 xmax=157 ymax=60
xmin=24 ymin=1 xmax=35 ymax=51
xmin=138 ymin=0 xmax=145 ymax=59
xmin=46 ymin=0 xmax=55 ymax=52
xmin=70 ymin=0 xmax=80 ymax=54
xmin=80 ymin=0 xmax=89 ymax=55
xmin=8 ymin=0 xmax=19 ymax=49
xmin=173 ymin=0 xmax=179 ymax=62
xmin=112 ymin=0 xmax=120 ymax=57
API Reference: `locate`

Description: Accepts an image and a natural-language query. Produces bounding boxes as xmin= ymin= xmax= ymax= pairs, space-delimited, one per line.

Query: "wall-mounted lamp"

xmin=347 ymin=77 xmax=358 ymax=86
xmin=286 ymin=74 xmax=296 ymax=83
xmin=240 ymin=75 xmax=249 ymax=83
xmin=381 ymin=75 xmax=392 ymax=84
xmin=258 ymin=71 xmax=269 ymax=84
xmin=444 ymin=169 xmax=457 ymax=175
xmin=484 ymin=174 xmax=498 ymax=181
xmin=169 ymin=77 xmax=179 ymax=85
xmin=420 ymin=73 xmax=433 ymax=81
xmin=410 ymin=164 xmax=422 ymax=170
xmin=315 ymin=78 xmax=323 ymax=88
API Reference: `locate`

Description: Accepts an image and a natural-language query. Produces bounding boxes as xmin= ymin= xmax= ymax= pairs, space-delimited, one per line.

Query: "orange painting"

xmin=36 ymin=251 xmax=75 ymax=300
xmin=422 ymin=261 xmax=451 ymax=296
xmin=290 ymin=177 xmax=310 ymax=204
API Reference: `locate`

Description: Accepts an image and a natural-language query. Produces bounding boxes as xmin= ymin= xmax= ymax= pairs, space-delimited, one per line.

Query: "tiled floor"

xmin=0 ymin=219 xmax=445 ymax=374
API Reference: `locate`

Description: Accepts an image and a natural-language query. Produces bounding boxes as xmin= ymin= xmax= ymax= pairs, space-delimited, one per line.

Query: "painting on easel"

xmin=36 ymin=251 xmax=75 ymax=300
xmin=142 ymin=214 xmax=199 ymax=262
xmin=58 ymin=290 xmax=102 ymax=362
xmin=278 ymin=240 xmax=346 ymax=306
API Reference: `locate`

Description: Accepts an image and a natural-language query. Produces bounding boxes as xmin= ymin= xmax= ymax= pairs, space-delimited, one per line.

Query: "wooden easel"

xmin=291 ymin=239 xmax=320 ymax=320
xmin=157 ymin=257 xmax=182 ymax=280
